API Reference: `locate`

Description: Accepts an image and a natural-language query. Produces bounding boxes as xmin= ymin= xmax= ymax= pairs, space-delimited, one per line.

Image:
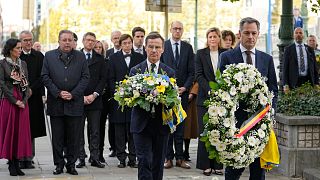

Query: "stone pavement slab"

xmin=0 ymin=124 xmax=294 ymax=180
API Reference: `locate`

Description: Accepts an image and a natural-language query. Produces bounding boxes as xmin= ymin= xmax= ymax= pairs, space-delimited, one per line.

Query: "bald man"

xmin=283 ymin=27 xmax=319 ymax=92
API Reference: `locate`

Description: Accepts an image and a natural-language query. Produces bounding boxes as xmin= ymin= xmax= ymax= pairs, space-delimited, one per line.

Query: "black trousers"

xmin=79 ymin=110 xmax=101 ymax=160
xmin=166 ymin=120 xmax=184 ymax=160
xmin=114 ymin=123 xmax=136 ymax=162
xmin=133 ymin=132 xmax=169 ymax=180
xmin=225 ymin=157 xmax=265 ymax=180
xmin=50 ymin=116 xmax=81 ymax=168
xmin=196 ymin=106 xmax=223 ymax=170
xmin=99 ymin=95 xmax=115 ymax=156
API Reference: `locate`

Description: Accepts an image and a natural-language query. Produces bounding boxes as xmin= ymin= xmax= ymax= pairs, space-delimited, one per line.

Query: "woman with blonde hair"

xmin=195 ymin=27 xmax=226 ymax=176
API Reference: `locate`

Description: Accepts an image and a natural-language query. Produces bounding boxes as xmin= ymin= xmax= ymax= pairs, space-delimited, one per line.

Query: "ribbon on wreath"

xmin=260 ymin=129 xmax=280 ymax=171
xmin=235 ymin=104 xmax=271 ymax=138
xmin=162 ymin=103 xmax=187 ymax=133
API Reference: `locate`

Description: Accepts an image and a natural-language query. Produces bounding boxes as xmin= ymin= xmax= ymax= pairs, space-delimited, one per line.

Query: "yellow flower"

xmin=170 ymin=78 xmax=176 ymax=84
xmin=144 ymin=76 xmax=152 ymax=81
xmin=156 ymin=85 xmax=166 ymax=93
xmin=122 ymin=79 xmax=127 ymax=84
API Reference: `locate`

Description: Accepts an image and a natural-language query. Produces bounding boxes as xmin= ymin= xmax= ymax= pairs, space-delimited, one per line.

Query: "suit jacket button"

xmin=64 ymin=78 xmax=68 ymax=82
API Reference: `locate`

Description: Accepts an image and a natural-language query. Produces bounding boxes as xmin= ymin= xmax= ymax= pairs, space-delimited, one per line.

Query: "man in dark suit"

xmin=161 ymin=21 xmax=194 ymax=169
xmin=219 ymin=17 xmax=278 ymax=180
xmin=132 ymin=26 xmax=147 ymax=59
xmin=41 ymin=30 xmax=90 ymax=175
xmin=105 ymin=30 xmax=122 ymax=59
xmin=76 ymin=32 xmax=107 ymax=169
xmin=109 ymin=34 xmax=144 ymax=168
xmin=19 ymin=30 xmax=46 ymax=169
xmin=130 ymin=32 xmax=175 ymax=180
xmin=283 ymin=27 xmax=319 ymax=93
xmin=102 ymin=30 xmax=121 ymax=158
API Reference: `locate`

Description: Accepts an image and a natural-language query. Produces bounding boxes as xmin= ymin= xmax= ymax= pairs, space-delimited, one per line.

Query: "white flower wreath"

xmin=200 ymin=63 xmax=275 ymax=169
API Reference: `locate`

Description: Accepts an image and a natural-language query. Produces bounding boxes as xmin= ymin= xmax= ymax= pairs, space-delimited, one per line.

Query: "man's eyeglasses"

xmin=172 ymin=27 xmax=183 ymax=31
xmin=22 ymin=39 xmax=33 ymax=43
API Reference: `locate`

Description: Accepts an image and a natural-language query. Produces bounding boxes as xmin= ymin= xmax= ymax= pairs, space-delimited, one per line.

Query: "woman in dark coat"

xmin=195 ymin=27 xmax=226 ymax=176
xmin=0 ymin=39 xmax=32 ymax=176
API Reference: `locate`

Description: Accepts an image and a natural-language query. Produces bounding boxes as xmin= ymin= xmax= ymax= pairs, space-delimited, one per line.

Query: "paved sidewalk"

xmin=0 ymin=124 xmax=294 ymax=180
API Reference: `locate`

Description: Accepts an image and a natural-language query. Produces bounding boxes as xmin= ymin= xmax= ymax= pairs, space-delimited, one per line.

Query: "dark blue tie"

xmin=174 ymin=42 xmax=180 ymax=65
xmin=298 ymin=44 xmax=305 ymax=73
xmin=86 ymin=53 xmax=91 ymax=60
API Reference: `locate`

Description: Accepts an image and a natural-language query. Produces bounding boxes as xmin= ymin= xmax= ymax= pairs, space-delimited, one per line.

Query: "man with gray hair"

xmin=19 ymin=30 xmax=46 ymax=169
xmin=41 ymin=30 xmax=89 ymax=175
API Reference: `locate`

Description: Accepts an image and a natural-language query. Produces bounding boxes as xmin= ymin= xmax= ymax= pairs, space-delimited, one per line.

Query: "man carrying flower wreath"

xmin=219 ymin=17 xmax=278 ymax=180
xmin=129 ymin=32 xmax=175 ymax=180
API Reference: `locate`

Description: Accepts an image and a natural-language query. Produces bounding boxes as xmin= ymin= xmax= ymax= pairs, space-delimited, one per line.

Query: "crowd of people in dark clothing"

xmin=0 ymin=15 xmax=319 ymax=180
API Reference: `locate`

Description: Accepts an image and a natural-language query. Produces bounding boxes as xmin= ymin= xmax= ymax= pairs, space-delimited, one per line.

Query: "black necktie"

xmin=245 ymin=51 xmax=252 ymax=65
xmin=86 ymin=53 xmax=91 ymax=60
xmin=151 ymin=63 xmax=156 ymax=73
xmin=124 ymin=54 xmax=131 ymax=58
xmin=298 ymin=44 xmax=305 ymax=73
xmin=174 ymin=42 xmax=180 ymax=64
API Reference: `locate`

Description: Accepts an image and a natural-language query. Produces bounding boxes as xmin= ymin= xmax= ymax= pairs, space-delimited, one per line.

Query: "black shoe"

xmin=76 ymin=159 xmax=85 ymax=168
xmin=8 ymin=161 xmax=17 ymax=176
xmin=24 ymin=161 xmax=35 ymax=169
xmin=66 ymin=167 xmax=78 ymax=175
xmin=13 ymin=159 xmax=24 ymax=176
xmin=91 ymin=160 xmax=105 ymax=168
xmin=117 ymin=161 xmax=126 ymax=168
xmin=109 ymin=150 xmax=116 ymax=157
xmin=127 ymin=161 xmax=138 ymax=168
xmin=53 ymin=166 xmax=63 ymax=175
xmin=99 ymin=155 xmax=106 ymax=163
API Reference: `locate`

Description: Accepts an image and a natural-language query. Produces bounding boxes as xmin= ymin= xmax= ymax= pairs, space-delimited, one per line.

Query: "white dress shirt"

xmin=240 ymin=44 xmax=256 ymax=66
xmin=210 ymin=50 xmax=219 ymax=73
xmin=147 ymin=60 xmax=160 ymax=73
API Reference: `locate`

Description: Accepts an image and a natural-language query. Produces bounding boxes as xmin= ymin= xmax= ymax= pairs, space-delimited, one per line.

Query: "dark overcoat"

xmin=20 ymin=49 xmax=46 ymax=138
xmin=41 ymin=49 xmax=90 ymax=117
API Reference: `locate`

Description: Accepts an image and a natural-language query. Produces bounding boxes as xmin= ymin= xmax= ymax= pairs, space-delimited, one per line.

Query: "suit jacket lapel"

xmin=204 ymin=48 xmax=214 ymax=73
xmin=119 ymin=52 xmax=129 ymax=71
xmin=165 ymin=40 xmax=175 ymax=67
xmin=255 ymin=50 xmax=263 ymax=72
xmin=235 ymin=46 xmax=244 ymax=63
xmin=141 ymin=61 xmax=148 ymax=73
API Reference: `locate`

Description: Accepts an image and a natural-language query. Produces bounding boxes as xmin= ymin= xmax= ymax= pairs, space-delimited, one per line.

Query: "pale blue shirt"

xmin=294 ymin=42 xmax=308 ymax=76
xmin=170 ymin=38 xmax=181 ymax=59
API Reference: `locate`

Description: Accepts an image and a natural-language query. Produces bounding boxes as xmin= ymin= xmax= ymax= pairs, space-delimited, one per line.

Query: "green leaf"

xmin=209 ymin=81 xmax=219 ymax=90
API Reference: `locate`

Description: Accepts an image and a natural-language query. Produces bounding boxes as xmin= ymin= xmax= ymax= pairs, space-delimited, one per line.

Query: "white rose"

xmin=234 ymin=72 xmax=244 ymax=83
xmin=217 ymin=107 xmax=227 ymax=117
xmin=221 ymin=92 xmax=231 ymax=102
xmin=215 ymin=143 xmax=226 ymax=152
xmin=210 ymin=130 xmax=220 ymax=138
xmin=230 ymin=86 xmax=237 ymax=96
xmin=240 ymin=85 xmax=249 ymax=93
xmin=248 ymin=136 xmax=257 ymax=147
xmin=240 ymin=146 xmax=246 ymax=155
xmin=258 ymin=129 xmax=266 ymax=138
xmin=258 ymin=93 xmax=268 ymax=105
xmin=223 ymin=118 xmax=231 ymax=128
xmin=260 ymin=123 xmax=267 ymax=130
xmin=208 ymin=106 xmax=218 ymax=117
